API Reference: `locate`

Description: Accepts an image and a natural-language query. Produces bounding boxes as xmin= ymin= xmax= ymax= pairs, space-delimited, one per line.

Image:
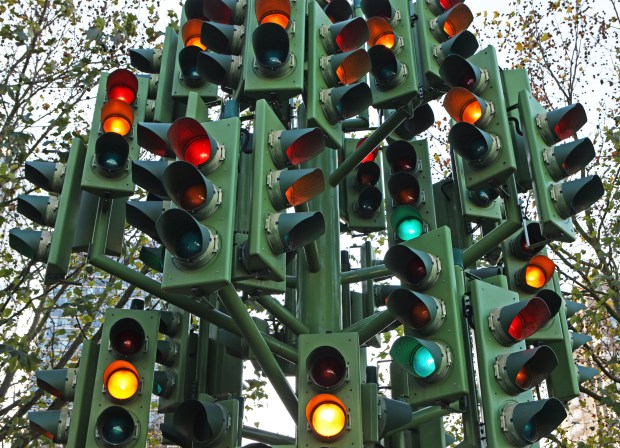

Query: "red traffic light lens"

xmin=507 ymin=297 xmax=552 ymax=341
xmin=356 ymin=138 xmax=379 ymax=163
xmin=110 ymin=318 xmax=145 ymax=357
xmin=356 ymin=162 xmax=380 ymax=187
xmin=408 ymin=257 xmax=427 ymax=284
xmin=106 ymin=69 xmax=138 ymax=104
xmin=308 ymin=346 xmax=346 ymax=390
xmin=440 ymin=0 xmax=464 ymax=9
xmin=410 ymin=299 xmax=432 ymax=329
xmin=168 ymin=118 xmax=221 ymax=170
xmin=256 ymin=0 xmax=291 ymax=28
xmin=179 ymin=184 xmax=207 ymax=210
xmin=552 ymin=104 xmax=587 ymax=141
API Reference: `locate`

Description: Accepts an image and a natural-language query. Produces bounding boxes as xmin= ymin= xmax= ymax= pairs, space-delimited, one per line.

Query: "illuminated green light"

xmin=412 ymin=346 xmax=436 ymax=378
xmin=397 ymin=218 xmax=424 ymax=241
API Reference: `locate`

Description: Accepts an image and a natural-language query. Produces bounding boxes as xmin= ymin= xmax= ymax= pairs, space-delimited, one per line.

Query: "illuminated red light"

xmin=106 ymin=69 xmax=138 ymax=104
xmin=515 ymin=366 xmax=532 ymax=389
xmin=357 ymin=138 xmax=379 ymax=163
xmin=554 ymin=106 xmax=587 ymax=140
xmin=507 ymin=297 xmax=551 ymax=341
xmin=439 ymin=0 xmax=464 ymax=11
xmin=168 ymin=118 xmax=219 ymax=169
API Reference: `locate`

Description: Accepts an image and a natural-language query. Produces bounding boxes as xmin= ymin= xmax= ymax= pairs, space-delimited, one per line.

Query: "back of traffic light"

xmin=361 ymin=0 xmax=419 ymax=108
xmin=28 ymin=340 xmax=99 ymax=445
xmin=517 ymin=90 xmax=604 ymax=242
xmin=81 ymin=69 xmax=150 ymax=198
xmin=237 ymin=0 xmax=306 ymax=100
xmin=85 ymin=309 xmax=160 ymax=447
xmin=243 ymin=99 xmax=326 ymax=282
xmin=441 ymin=46 xmax=518 ymax=192
xmin=413 ymin=0 xmax=478 ymax=95
xmin=469 ymin=278 xmax=567 ymax=447
xmin=155 ymin=108 xmax=241 ymax=296
xmin=297 ymin=333 xmax=363 ymax=447
xmin=385 ymin=226 xmax=469 ymax=407
xmin=306 ymin=1 xmax=373 ymax=148
xmin=383 ymin=139 xmax=437 ymax=245
xmin=341 ymin=138 xmax=386 ymax=234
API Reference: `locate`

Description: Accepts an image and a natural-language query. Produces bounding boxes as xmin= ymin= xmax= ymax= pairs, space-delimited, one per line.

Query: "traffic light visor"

xmin=321 ymin=82 xmax=373 ymax=123
xmin=329 ymin=49 xmax=371 ymax=86
xmin=542 ymin=103 xmax=587 ymax=143
xmin=361 ymin=0 xmax=394 ymax=20
xmin=387 ymin=289 xmax=444 ymax=333
xmin=434 ymin=4 xmax=473 ymax=39
xmin=388 ymin=171 xmax=421 ymax=206
xmin=324 ymin=0 xmax=353 ymax=23
xmin=137 ymin=122 xmax=173 ymax=158
xmin=306 ymin=394 xmax=347 ymax=440
xmin=386 ymin=140 xmax=418 ymax=172
xmin=252 ymin=23 xmax=291 ymax=76
xmin=103 ymin=360 xmax=140 ymax=401
xmin=107 ymin=69 xmax=138 ymax=104
xmin=384 ymin=245 xmax=440 ymax=290
xmin=101 ymin=99 xmax=134 ymax=135
xmin=501 ymin=399 xmax=567 ymax=445
xmin=394 ymin=103 xmax=435 ymax=139
xmin=179 ymin=46 xmax=206 ymax=87
xmin=255 ymin=0 xmax=290 ymax=27
xmin=391 ymin=336 xmax=448 ymax=381
xmin=439 ymin=54 xmax=485 ymax=91
xmin=328 ymin=17 xmax=369 ymax=52
xmin=448 ymin=122 xmax=498 ymax=166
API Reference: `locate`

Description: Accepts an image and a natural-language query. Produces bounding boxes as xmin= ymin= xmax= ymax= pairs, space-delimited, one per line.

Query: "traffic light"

xmin=243 ymin=99 xmax=326 ymax=281
xmin=10 ymin=139 xmax=100 ymax=283
xmin=297 ymin=333 xmax=363 ymax=446
xmin=342 ymin=138 xmax=386 ymax=233
xmin=502 ymin=222 xmax=557 ymax=296
xmin=156 ymin=114 xmax=241 ymax=296
xmin=469 ymin=279 xmax=567 ymax=447
xmin=441 ymin=47 xmax=518 ymax=191
xmin=361 ymin=0 xmax=419 ymax=108
xmin=238 ymin=0 xmax=306 ymax=100
xmin=85 ymin=309 xmax=160 ymax=447
xmin=518 ymin=90 xmax=604 ymax=242
xmin=383 ymin=139 xmax=436 ymax=244
xmin=306 ymin=1 xmax=373 ymax=148
xmin=385 ymin=226 xmax=469 ymax=406
xmin=171 ymin=5 xmax=218 ymax=101
xmin=413 ymin=0 xmax=478 ymax=93
xmin=28 ymin=340 xmax=99 ymax=445
xmin=81 ymin=68 xmax=150 ymax=198
xmin=388 ymin=102 xmax=435 ymax=142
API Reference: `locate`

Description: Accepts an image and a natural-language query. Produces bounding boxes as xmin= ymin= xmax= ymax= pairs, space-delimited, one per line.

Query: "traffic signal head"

xmin=162 ymin=161 xmax=222 ymax=220
xmin=197 ymin=51 xmax=242 ymax=89
xmin=509 ymin=222 xmax=546 ymax=260
xmin=200 ymin=21 xmax=244 ymax=55
xmin=429 ymin=3 xmax=473 ymax=40
xmin=500 ymin=399 xmax=567 ymax=446
xmin=172 ymin=399 xmax=228 ymax=444
xmin=386 ymin=288 xmax=445 ymax=333
xmin=495 ymin=346 xmax=558 ymax=395
xmin=391 ymin=103 xmax=435 ymax=141
xmin=439 ymin=54 xmax=489 ymax=93
xmin=490 ymin=289 xmax=562 ymax=346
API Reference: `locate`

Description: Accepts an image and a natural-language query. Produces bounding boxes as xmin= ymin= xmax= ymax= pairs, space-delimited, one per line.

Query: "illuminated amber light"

xmin=306 ymin=394 xmax=347 ymax=439
xmin=515 ymin=366 xmax=532 ymax=389
xmin=523 ymin=255 xmax=555 ymax=289
xmin=256 ymin=0 xmax=291 ymax=27
xmin=101 ymin=99 xmax=134 ymax=135
xmin=335 ymin=50 xmax=370 ymax=85
xmin=183 ymin=19 xmax=206 ymax=49
xmin=441 ymin=4 xmax=474 ymax=38
xmin=284 ymin=170 xmax=325 ymax=207
xmin=367 ymin=17 xmax=396 ymax=49
xmin=443 ymin=87 xmax=486 ymax=125
xmin=104 ymin=360 xmax=140 ymax=401
xmin=179 ymin=184 xmax=207 ymax=210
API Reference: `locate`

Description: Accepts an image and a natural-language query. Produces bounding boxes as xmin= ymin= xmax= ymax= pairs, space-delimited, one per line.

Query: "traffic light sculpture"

xmin=342 ymin=138 xmax=386 ymax=233
xmin=244 ymin=99 xmax=326 ymax=281
xmin=306 ymin=1 xmax=373 ymax=148
xmin=361 ymin=0 xmax=419 ymax=108
xmin=384 ymin=139 xmax=436 ymax=244
xmin=28 ymin=341 xmax=99 ymax=445
xmin=85 ymin=309 xmax=160 ymax=447
xmin=297 ymin=333 xmax=363 ymax=446
xmin=518 ymin=90 xmax=604 ymax=242
xmin=386 ymin=226 xmax=469 ymax=406
xmin=238 ymin=0 xmax=306 ymax=100
xmin=442 ymin=46 xmax=517 ymax=192
xmin=413 ymin=0 xmax=478 ymax=93
xmin=81 ymin=69 xmax=150 ymax=198
xmin=470 ymin=278 xmax=567 ymax=447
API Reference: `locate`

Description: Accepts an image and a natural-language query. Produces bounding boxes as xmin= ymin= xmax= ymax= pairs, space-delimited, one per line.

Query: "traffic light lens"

xmin=523 ymin=421 xmax=538 ymax=442
xmin=256 ymin=0 xmax=291 ymax=27
xmin=397 ymin=218 xmax=423 ymax=241
xmin=108 ymin=86 xmax=135 ymax=104
xmin=470 ymin=188 xmax=499 ymax=206
xmin=310 ymin=355 xmax=346 ymax=388
xmin=101 ymin=99 xmax=134 ymax=136
xmin=183 ymin=18 xmax=206 ymax=49
xmin=260 ymin=48 xmax=287 ymax=67
xmin=336 ymin=50 xmax=372 ymax=85
xmin=97 ymin=407 xmax=135 ymax=444
xmin=411 ymin=346 xmax=436 ymax=378
xmin=444 ymin=88 xmax=488 ymax=125
xmin=525 ymin=265 xmax=546 ymax=289
xmin=306 ymin=395 xmax=347 ymax=439
xmin=180 ymin=184 xmax=207 ymax=210
xmin=284 ymin=170 xmax=325 ymax=207
xmin=410 ymin=300 xmax=431 ymax=329
xmin=461 ymin=100 xmax=482 ymax=124
xmin=508 ymin=298 xmax=552 ymax=341
xmin=515 ymin=366 xmax=532 ymax=389
xmin=110 ymin=318 xmax=145 ymax=357
xmin=97 ymin=149 xmax=125 ymax=172
xmin=553 ymin=105 xmax=587 ymax=140
xmin=440 ymin=0 xmax=464 ymax=9
xmin=106 ymin=69 xmax=138 ymax=104
xmin=396 ymin=186 xmax=420 ymax=205
xmin=367 ymin=17 xmax=395 ymax=48
xmin=177 ymin=230 xmax=202 ymax=259
xmin=184 ymin=137 xmax=212 ymax=167
xmin=104 ymin=360 xmax=140 ymax=401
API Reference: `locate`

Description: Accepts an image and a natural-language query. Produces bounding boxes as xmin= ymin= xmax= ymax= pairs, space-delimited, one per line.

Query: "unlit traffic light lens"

xmin=177 ymin=230 xmax=202 ymax=259
xmin=180 ymin=184 xmax=207 ymax=210
xmin=308 ymin=347 xmax=346 ymax=389
xmin=97 ymin=407 xmax=136 ymax=445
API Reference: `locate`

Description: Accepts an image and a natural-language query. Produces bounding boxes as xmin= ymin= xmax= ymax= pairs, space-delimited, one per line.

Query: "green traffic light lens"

xmin=396 ymin=218 xmax=423 ymax=241
xmin=97 ymin=406 xmax=135 ymax=445
xmin=177 ymin=230 xmax=202 ymax=259
xmin=97 ymin=150 xmax=125 ymax=172
xmin=412 ymin=346 xmax=436 ymax=378
xmin=523 ymin=420 xmax=538 ymax=441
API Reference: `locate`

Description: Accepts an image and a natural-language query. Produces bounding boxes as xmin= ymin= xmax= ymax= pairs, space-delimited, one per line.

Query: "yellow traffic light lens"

xmin=182 ymin=19 xmax=206 ymax=49
xmin=523 ymin=255 xmax=555 ymax=289
xmin=367 ymin=17 xmax=395 ymax=48
xmin=256 ymin=0 xmax=291 ymax=28
xmin=525 ymin=265 xmax=546 ymax=289
xmin=101 ymin=99 xmax=134 ymax=136
xmin=443 ymin=87 xmax=488 ymax=125
xmin=285 ymin=169 xmax=325 ymax=207
xmin=306 ymin=394 xmax=347 ymax=440
xmin=104 ymin=360 xmax=140 ymax=401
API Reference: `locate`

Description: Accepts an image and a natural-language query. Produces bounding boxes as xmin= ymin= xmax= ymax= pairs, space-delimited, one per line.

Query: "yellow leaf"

xmin=516 ymin=42 xmax=524 ymax=51
xmin=541 ymin=33 xmax=551 ymax=41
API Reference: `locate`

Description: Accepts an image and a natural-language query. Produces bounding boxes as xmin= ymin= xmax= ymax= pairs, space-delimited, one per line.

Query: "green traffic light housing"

xmin=265 ymin=211 xmax=325 ymax=254
xmin=448 ymin=122 xmax=500 ymax=167
xmin=495 ymin=346 xmax=558 ymax=395
xmin=368 ymin=45 xmax=407 ymax=90
xmin=320 ymin=49 xmax=371 ymax=87
xmin=387 ymin=288 xmax=445 ymax=333
xmin=25 ymin=161 xmax=65 ymax=193
xmin=320 ymin=82 xmax=373 ymax=124
xmin=156 ymin=208 xmax=219 ymax=269
xmin=384 ymin=244 xmax=440 ymax=291
xmin=172 ymin=399 xmax=228 ymax=445
xmin=126 ymin=200 xmax=167 ymax=242
xmin=197 ymin=51 xmax=242 ymax=89
xmin=391 ymin=335 xmax=450 ymax=382
xmin=132 ymin=160 xmax=171 ymax=199
xmin=137 ymin=122 xmax=173 ymax=158
xmin=28 ymin=409 xmax=70 ymax=443
xmin=500 ymin=398 xmax=567 ymax=446
xmin=129 ymin=47 xmax=162 ymax=74
xmin=392 ymin=103 xmax=435 ymax=140
xmin=17 ymin=195 xmax=58 ymax=227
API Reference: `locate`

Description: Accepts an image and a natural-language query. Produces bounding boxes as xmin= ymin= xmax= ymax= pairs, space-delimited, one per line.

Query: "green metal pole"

xmin=328 ymin=107 xmax=409 ymax=187
xmin=384 ymin=406 xmax=452 ymax=437
xmin=340 ymin=264 xmax=391 ymax=284
xmin=296 ymin=202 xmax=321 ymax=273
xmin=298 ymin=147 xmax=342 ymax=333
xmin=256 ymin=295 xmax=309 ymax=335
xmin=217 ymin=284 xmax=298 ymax=422
xmin=242 ymin=426 xmax=296 ymax=445
xmin=341 ymin=310 xmax=395 ymax=345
